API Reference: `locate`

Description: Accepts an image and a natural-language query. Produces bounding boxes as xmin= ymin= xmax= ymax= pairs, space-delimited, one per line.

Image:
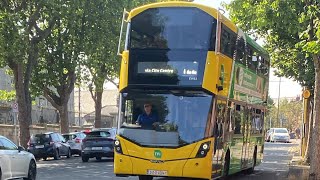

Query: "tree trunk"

xmin=94 ymin=91 xmax=103 ymax=128
xmin=309 ymin=55 xmax=320 ymax=179
xmin=304 ymin=98 xmax=313 ymax=164
xmin=13 ymin=64 xmax=31 ymax=148
xmin=59 ymin=103 xmax=69 ymax=133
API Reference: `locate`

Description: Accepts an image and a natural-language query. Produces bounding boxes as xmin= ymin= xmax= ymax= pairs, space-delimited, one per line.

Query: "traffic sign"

xmin=12 ymin=102 xmax=18 ymax=113
xmin=302 ymin=90 xmax=311 ymax=99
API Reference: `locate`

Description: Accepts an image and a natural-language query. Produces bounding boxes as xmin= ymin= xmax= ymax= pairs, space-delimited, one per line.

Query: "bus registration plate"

xmin=147 ymin=170 xmax=167 ymax=176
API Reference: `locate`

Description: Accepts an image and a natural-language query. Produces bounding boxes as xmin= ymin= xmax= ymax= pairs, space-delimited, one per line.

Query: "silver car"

xmin=0 ymin=135 xmax=36 ymax=180
xmin=270 ymin=128 xmax=290 ymax=143
xmin=63 ymin=132 xmax=86 ymax=156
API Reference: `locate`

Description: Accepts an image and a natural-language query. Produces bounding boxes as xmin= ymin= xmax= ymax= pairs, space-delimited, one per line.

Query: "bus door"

xmin=240 ymin=106 xmax=250 ymax=168
xmin=212 ymin=99 xmax=227 ymax=175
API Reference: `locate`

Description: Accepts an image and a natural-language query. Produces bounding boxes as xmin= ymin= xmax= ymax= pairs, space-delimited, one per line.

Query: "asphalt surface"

xmin=36 ymin=140 xmax=300 ymax=180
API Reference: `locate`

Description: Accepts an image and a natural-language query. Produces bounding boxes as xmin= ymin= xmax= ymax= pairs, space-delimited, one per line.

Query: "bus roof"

xmin=128 ymin=1 xmax=237 ymax=33
xmin=128 ymin=1 xmax=267 ymax=57
xmin=245 ymin=34 xmax=269 ymax=57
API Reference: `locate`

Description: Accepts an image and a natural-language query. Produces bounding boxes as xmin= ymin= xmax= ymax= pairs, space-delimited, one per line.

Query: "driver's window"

xmin=124 ymin=99 xmax=134 ymax=124
xmin=1 ymin=138 xmax=17 ymax=150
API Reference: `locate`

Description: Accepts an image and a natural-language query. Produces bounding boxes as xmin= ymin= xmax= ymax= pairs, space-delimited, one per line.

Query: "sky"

xmin=106 ymin=0 xmax=303 ymax=99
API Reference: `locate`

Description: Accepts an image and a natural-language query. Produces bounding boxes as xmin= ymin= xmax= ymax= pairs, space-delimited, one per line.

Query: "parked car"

xmin=81 ymin=129 xmax=115 ymax=162
xmin=270 ymin=128 xmax=290 ymax=143
xmin=81 ymin=129 xmax=91 ymax=135
xmin=62 ymin=132 xmax=86 ymax=156
xmin=27 ymin=132 xmax=71 ymax=160
xmin=265 ymin=128 xmax=275 ymax=142
xmin=0 ymin=135 xmax=36 ymax=180
xmin=91 ymin=128 xmax=117 ymax=140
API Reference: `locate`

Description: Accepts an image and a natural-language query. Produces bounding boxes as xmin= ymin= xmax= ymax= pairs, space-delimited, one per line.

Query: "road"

xmin=37 ymin=141 xmax=299 ymax=180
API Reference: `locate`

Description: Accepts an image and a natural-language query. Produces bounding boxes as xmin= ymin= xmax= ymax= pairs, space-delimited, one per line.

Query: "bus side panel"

xmin=250 ymin=135 xmax=264 ymax=166
xmin=202 ymin=51 xmax=219 ymax=94
xmin=228 ymin=136 xmax=243 ymax=175
xmin=217 ymin=55 xmax=233 ymax=97
xmin=257 ymin=136 xmax=264 ymax=165
xmin=119 ymin=51 xmax=129 ymax=91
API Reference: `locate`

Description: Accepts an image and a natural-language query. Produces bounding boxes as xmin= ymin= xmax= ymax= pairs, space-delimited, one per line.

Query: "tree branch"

xmin=43 ymin=87 xmax=61 ymax=109
xmin=66 ymin=71 xmax=76 ymax=97
xmin=89 ymin=83 xmax=97 ymax=104
xmin=105 ymin=76 xmax=118 ymax=88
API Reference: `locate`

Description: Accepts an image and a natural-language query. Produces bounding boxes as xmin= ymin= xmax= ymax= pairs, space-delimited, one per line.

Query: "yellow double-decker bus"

xmin=114 ymin=1 xmax=269 ymax=180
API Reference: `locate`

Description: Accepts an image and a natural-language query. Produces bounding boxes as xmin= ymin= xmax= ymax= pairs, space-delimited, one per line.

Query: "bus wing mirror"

xmin=117 ymin=9 xmax=129 ymax=56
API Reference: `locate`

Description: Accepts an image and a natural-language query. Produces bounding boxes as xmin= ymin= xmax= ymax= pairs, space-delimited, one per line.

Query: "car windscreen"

xmin=31 ymin=134 xmax=50 ymax=143
xmin=274 ymin=129 xmax=288 ymax=133
xmin=63 ymin=134 xmax=76 ymax=141
xmin=87 ymin=131 xmax=111 ymax=138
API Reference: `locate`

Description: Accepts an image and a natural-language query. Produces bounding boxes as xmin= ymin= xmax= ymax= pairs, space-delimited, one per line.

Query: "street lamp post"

xmin=276 ymin=77 xmax=281 ymax=127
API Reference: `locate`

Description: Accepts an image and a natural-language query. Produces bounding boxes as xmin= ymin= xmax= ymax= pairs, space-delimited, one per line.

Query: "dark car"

xmin=27 ymin=132 xmax=71 ymax=160
xmin=81 ymin=129 xmax=115 ymax=162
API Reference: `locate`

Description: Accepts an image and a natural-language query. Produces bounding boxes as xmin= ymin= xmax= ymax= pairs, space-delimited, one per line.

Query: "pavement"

xmin=287 ymin=139 xmax=310 ymax=180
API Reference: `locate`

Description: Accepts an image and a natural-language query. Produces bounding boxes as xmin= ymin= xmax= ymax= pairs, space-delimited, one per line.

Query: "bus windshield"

xmin=119 ymin=91 xmax=213 ymax=147
xmin=130 ymin=7 xmax=215 ymax=50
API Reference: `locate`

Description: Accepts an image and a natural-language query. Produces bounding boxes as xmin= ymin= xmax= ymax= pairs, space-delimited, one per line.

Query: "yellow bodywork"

xmin=114 ymin=136 xmax=214 ymax=179
xmin=202 ymin=52 xmax=233 ymax=97
xmin=119 ymin=51 xmax=129 ymax=91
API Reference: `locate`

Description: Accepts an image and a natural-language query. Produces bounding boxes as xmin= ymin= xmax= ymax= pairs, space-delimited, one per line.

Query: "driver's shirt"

xmin=137 ymin=113 xmax=158 ymax=129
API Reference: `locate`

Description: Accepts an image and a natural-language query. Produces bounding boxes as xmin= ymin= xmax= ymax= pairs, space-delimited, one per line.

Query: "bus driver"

xmin=136 ymin=103 xmax=158 ymax=129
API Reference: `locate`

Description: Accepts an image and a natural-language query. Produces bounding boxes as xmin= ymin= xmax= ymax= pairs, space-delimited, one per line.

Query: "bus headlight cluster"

xmin=114 ymin=140 xmax=123 ymax=154
xmin=196 ymin=141 xmax=211 ymax=158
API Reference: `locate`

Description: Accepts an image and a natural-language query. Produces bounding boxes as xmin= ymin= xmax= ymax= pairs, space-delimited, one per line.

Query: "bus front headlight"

xmin=114 ymin=140 xmax=123 ymax=154
xmin=196 ymin=141 xmax=211 ymax=158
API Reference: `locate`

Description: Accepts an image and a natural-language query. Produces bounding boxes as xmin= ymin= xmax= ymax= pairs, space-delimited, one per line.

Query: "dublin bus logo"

xmin=154 ymin=150 xmax=162 ymax=158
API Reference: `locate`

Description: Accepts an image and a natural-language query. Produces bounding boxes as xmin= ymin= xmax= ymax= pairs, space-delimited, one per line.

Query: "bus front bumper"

xmin=114 ymin=153 xmax=212 ymax=179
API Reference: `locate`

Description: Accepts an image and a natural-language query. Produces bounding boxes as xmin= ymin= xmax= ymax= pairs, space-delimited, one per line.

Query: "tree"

xmin=0 ymin=90 xmax=15 ymax=102
xmin=80 ymin=0 xmax=162 ymax=128
xmin=32 ymin=1 xmax=84 ymax=133
xmin=267 ymin=98 xmax=303 ymax=130
xmin=226 ymin=0 xmax=319 ymax=178
xmin=0 ymin=1 xmax=58 ymax=147
xmin=79 ymin=0 xmax=122 ymax=128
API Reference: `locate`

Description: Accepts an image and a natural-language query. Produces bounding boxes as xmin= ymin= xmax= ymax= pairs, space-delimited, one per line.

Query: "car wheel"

xmin=96 ymin=157 xmax=102 ymax=161
xmin=82 ymin=156 xmax=89 ymax=162
xmin=54 ymin=149 xmax=60 ymax=160
xmin=24 ymin=160 xmax=37 ymax=180
xmin=43 ymin=157 xmax=47 ymax=161
xmin=67 ymin=149 xmax=71 ymax=158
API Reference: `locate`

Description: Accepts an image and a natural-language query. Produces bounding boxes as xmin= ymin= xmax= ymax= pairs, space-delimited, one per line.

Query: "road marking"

xmin=261 ymin=161 xmax=289 ymax=164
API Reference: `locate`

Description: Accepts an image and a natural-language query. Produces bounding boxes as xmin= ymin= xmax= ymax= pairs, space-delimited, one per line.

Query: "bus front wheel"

xmin=138 ymin=175 xmax=153 ymax=180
